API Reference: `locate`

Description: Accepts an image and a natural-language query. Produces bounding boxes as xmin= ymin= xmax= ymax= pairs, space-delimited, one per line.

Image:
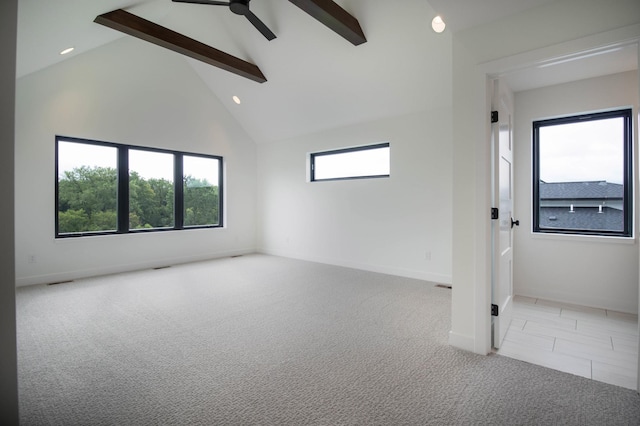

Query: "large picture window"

xmin=56 ymin=136 xmax=223 ymax=237
xmin=310 ymin=143 xmax=390 ymax=182
xmin=532 ymin=109 xmax=632 ymax=237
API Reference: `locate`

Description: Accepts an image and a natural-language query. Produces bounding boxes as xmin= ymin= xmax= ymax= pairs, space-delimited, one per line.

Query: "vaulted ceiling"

xmin=16 ymin=0 xmax=637 ymax=144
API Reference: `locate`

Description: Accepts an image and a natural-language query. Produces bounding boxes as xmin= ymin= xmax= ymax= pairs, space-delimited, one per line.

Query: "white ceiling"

xmin=427 ymin=0 xmax=558 ymax=33
xmin=16 ymin=0 xmax=638 ymax=143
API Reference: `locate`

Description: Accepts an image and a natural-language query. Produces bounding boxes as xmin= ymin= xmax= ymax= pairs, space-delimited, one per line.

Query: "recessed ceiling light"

xmin=232 ymin=96 xmax=241 ymax=104
xmin=59 ymin=47 xmax=75 ymax=55
xmin=431 ymin=16 xmax=446 ymax=33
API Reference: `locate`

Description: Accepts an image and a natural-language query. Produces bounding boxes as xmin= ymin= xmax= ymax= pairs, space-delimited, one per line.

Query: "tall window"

xmin=310 ymin=143 xmax=390 ymax=182
xmin=56 ymin=136 xmax=223 ymax=237
xmin=183 ymin=155 xmax=221 ymax=227
xmin=56 ymin=141 xmax=118 ymax=234
xmin=129 ymin=149 xmax=175 ymax=229
xmin=532 ymin=109 xmax=632 ymax=237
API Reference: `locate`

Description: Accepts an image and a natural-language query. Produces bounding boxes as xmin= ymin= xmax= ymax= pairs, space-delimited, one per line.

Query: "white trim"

xmin=529 ymin=232 xmax=636 ymax=244
xmin=16 ymin=248 xmax=255 ymax=287
xmin=259 ymin=247 xmax=452 ymax=285
xmin=478 ymin=24 xmax=640 ymax=77
xmin=516 ymin=290 xmax=637 ymax=315
xmin=448 ymin=331 xmax=476 ymax=353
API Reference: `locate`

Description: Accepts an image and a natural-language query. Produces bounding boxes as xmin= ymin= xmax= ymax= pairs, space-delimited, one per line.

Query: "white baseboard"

xmin=448 ymin=330 xmax=476 ymax=353
xmin=258 ymin=247 xmax=452 ymax=285
xmin=515 ymin=289 xmax=637 ymax=315
xmin=16 ymin=248 xmax=256 ymax=287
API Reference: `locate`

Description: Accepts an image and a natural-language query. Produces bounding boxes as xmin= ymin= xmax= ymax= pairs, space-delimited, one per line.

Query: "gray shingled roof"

xmin=539 ymin=206 xmax=623 ymax=232
xmin=539 ymin=181 xmax=623 ymax=200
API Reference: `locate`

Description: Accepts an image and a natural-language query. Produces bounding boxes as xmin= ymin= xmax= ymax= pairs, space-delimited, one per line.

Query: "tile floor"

xmin=496 ymin=295 xmax=639 ymax=390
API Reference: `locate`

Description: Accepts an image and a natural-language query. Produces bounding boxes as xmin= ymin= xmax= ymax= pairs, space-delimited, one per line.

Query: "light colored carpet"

xmin=16 ymin=254 xmax=640 ymax=425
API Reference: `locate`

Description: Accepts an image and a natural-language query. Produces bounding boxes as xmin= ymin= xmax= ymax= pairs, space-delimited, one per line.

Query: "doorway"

xmin=485 ymin=39 xmax=640 ymax=389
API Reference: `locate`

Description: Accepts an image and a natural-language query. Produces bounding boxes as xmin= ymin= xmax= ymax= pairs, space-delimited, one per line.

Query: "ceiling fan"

xmin=172 ymin=0 xmax=276 ymax=41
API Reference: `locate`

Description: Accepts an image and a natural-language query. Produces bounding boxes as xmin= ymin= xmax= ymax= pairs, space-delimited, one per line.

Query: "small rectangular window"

xmin=310 ymin=143 xmax=390 ymax=182
xmin=532 ymin=109 xmax=632 ymax=237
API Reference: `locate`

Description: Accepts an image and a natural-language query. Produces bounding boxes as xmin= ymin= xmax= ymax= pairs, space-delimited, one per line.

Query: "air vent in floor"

xmin=435 ymin=284 xmax=452 ymax=289
xmin=48 ymin=280 xmax=73 ymax=286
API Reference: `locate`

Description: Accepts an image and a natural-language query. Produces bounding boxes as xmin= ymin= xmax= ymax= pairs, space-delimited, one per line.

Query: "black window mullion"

xmin=117 ymin=147 xmax=129 ymax=233
xmin=174 ymin=153 xmax=184 ymax=230
xmin=218 ymin=157 xmax=224 ymax=227
xmin=623 ymin=110 xmax=632 ymax=237
xmin=55 ymin=139 xmax=61 ymax=236
xmin=532 ymin=123 xmax=541 ymax=233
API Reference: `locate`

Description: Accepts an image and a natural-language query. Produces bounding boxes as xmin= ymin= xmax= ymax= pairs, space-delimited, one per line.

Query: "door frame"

xmin=476 ymin=26 xmax=640 ymax=389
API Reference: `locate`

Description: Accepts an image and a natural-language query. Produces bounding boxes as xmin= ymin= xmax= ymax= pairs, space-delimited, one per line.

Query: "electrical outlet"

xmin=425 ymin=251 xmax=431 ymax=261
xmin=28 ymin=254 xmax=36 ymax=264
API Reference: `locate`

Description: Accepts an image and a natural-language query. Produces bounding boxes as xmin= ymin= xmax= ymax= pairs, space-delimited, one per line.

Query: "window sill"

xmin=530 ymin=231 xmax=636 ymax=245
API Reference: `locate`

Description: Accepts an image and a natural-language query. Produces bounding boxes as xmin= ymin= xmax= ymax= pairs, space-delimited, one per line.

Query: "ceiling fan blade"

xmin=172 ymin=0 xmax=230 ymax=5
xmin=288 ymin=0 xmax=366 ymax=46
xmin=244 ymin=11 xmax=276 ymax=40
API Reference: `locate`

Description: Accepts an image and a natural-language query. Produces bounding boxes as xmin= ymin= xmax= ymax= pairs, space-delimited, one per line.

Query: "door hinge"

xmin=491 ymin=111 xmax=499 ymax=123
xmin=491 ymin=304 xmax=499 ymax=316
xmin=491 ymin=208 xmax=499 ymax=220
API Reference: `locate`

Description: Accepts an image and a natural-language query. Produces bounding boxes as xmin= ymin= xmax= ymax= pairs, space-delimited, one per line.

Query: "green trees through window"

xmin=58 ymin=166 xmax=118 ymax=233
xmin=183 ymin=154 xmax=221 ymax=227
xmin=56 ymin=137 xmax=222 ymax=237
xmin=129 ymin=149 xmax=175 ymax=229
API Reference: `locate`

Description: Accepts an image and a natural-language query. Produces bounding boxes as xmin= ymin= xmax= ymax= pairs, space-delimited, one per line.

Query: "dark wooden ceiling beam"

xmin=288 ymin=0 xmax=366 ymax=46
xmin=94 ymin=9 xmax=267 ymax=83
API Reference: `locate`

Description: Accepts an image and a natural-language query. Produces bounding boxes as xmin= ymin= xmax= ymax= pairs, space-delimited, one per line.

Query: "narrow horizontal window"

xmin=532 ymin=109 xmax=632 ymax=237
xmin=310 ymin=143 xmax=390 ymax=182
xmin=55 ymin=136 xmax=223 ymax=238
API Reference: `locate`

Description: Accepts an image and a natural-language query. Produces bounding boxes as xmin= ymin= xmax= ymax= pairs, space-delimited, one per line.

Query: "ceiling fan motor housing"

xmin=229 ymin=0 xmax=250 ymax=15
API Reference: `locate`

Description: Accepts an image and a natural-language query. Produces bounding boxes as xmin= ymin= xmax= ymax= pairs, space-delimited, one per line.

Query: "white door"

xmin=491 ymin=78 xmax=516 ymax=349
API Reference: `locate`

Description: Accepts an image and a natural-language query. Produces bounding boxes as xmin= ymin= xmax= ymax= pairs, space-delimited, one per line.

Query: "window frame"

xmin=532 ymin=108 xmax=633 ymax=238
xmin=310 ymin=142 xmax=390 ymax=182
xmin=55 ymin=136 xmax=223 ymax=238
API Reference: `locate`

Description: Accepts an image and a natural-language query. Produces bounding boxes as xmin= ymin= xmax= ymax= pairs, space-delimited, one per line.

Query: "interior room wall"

xmin=15 ymin=36 xmax=258 ymax=286
xmin=513 ymin=70 xmax=639 ymax=313
xmin=1 ymin=0 xmax=18 ymax=421
xmin=257 ymin=109 xmax=453 ymax=284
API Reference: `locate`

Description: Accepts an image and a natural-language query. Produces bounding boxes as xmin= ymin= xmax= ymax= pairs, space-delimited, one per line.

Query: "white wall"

xmin=513 ymin=71 xmax=639 ymax=313
xmin=1 ymin=0 xmax=18 ymax=421
xmin=449 ymin=37 xmax=493 ymax=353
xmin=15 ymin=37 xmax=258 ymax=286
xmin=257 ymin=109 xmax=453 ymax=284
xmin=450 ymin=0 xmax=640 ymax=353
